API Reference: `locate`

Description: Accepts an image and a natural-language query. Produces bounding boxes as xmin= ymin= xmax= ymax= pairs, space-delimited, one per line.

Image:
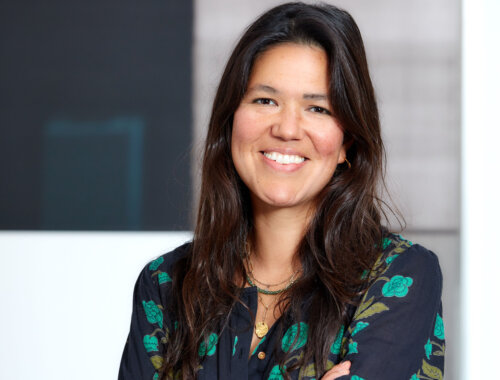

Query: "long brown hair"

xmin=164 ymin=3 xmax=391 ymax=378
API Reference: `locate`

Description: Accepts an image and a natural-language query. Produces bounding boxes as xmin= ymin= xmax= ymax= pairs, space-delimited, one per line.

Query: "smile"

xmin=263 ymin=151 xmax=306 ymax=164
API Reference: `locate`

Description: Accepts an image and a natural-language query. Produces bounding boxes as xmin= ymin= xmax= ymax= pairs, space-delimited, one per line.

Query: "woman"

xmin=119 ymin=3 xmax=445 ymax=380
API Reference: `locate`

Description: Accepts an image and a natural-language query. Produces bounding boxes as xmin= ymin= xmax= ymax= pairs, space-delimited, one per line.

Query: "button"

xmin=258 ymin=351 xmax=266 ymax=360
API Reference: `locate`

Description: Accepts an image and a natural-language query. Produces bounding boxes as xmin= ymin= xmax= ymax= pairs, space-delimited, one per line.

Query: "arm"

xmin=118 ymin=255 xmax=174 ymax=380
xmin=334 ymin=244 xmax=445 ymax=380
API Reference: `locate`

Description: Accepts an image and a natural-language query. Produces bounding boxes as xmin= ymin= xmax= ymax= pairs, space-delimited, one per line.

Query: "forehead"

xmin=247 ymin=42 xmax=329 ymax=91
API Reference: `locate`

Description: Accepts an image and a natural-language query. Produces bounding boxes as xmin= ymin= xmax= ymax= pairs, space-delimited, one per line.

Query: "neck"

xmin=249 ymin=201 xmax=312 ymax=277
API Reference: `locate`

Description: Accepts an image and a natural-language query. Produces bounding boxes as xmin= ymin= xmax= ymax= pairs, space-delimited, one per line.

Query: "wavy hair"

xmin=163 ymin=3 xmax=393 ymax=378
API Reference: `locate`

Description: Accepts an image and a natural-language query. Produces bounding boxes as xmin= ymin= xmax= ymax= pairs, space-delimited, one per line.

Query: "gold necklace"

xmin=246 ymin=253 xmax=299 ymax=292
xmin=255 ymin=294 xmax=276 ymax=339
xmin=248 ymin=269 xmax=299 ymax=289
xmin=246 ymin=272 xmax=298 ymax=295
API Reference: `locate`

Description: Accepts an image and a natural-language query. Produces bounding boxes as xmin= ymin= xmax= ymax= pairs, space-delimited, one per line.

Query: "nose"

xmin=270 ymin=104 xmax=304 ymax=141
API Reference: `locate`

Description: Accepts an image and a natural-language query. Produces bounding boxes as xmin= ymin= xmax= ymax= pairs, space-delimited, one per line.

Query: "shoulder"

xmin=144 ymin=241 xmax=192 ymax=278
xmin=371 ymin=234 xmax=442 ymax=282
xmin=365 ymin=233 xmax=443 ymax=306
xmin=336 ymin=235 xmax=445 ymax=377
xmin=134 ymin=242 xmax=191 ymax=299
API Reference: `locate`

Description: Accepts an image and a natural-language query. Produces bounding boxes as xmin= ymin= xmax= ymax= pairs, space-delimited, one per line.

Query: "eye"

xmin=309 ymin=106 xmax=332 ymax=115
xmin=253 ymin=98 xmax=277 ymax=106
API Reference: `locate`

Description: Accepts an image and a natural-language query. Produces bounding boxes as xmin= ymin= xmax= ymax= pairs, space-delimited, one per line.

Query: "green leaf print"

xmin=143 ymin=335 xmax=159 ymax=352
xmin=434 ymin=314 xmax=445 ymax=340
xmin=355 ymin=302 xmax=389 ymax=320
xmin=150 ymin=355 xmax=163 ymax=370
xmin=142 ymin=300 xmax=163 ymax=328
xmin=410 ymin=374 xmax=419 ymax=380
xmin=301 ymin=363 xmax=316 ymax=377
xmin=282 ymin=322 xmax=308 ymax=352
xmin=382 ymin=275 xmax=413 ymax=297
xmin=421 ymin=359 xmax=443 ymax=380
xmin=149 ymin=257 xmax=164 ymax=271
xmin=198 ymin=332 xmax=218 ymax=357
xmin=356 ymin=296 xmax=374 ymax=315
xmin=158 ymin=271 xmax=172 ymax=284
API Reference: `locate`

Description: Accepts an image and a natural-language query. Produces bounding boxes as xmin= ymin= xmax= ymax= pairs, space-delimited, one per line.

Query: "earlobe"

xmin=337 ymin=145 xmax=348 ymax=164
xmin=338 ymin=136 xmax=353 ymax=164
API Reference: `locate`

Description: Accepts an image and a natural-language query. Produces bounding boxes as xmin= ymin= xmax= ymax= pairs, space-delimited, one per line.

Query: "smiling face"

xmin=231 ymin=42 xmax=347 ymax=214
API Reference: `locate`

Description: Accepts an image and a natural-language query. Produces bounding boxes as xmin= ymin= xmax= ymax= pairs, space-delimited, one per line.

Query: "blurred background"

xmin=1 ymin=1 xmax=499 ymax=379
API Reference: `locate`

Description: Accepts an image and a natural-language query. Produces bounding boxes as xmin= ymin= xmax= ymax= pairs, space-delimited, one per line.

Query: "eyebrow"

xmin=303 ymin=93 xmax=328 ymax=101
xmin=247 ymin=84 xmax=328 ymax=101
xmin=247 ymin=84 xmax=278 ymax=94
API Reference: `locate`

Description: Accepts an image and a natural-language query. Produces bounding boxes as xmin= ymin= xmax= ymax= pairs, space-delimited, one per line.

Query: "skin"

xmin=231 ymin=43 xmax=350 ymax=378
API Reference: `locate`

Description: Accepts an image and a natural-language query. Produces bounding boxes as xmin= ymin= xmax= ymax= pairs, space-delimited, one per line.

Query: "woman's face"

xmin=231 ymin=43 xmax=347 ymax=213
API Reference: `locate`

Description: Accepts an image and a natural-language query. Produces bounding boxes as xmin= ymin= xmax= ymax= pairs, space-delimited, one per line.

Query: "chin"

xmin=261 ymin=193 xmax=305 ymax=209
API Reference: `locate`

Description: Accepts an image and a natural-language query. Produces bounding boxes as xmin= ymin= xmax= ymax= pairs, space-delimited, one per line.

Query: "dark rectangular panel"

xmin=0 ymin=0 xmax=193 ymax=230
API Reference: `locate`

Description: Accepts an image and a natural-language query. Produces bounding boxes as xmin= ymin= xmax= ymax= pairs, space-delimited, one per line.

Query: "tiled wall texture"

xmin=193 ymin=1 xmax=460 ymax=378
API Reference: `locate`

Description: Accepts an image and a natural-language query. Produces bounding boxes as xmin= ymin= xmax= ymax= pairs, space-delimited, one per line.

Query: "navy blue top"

xmin=118 ymin=235 xmax=445 ymax=380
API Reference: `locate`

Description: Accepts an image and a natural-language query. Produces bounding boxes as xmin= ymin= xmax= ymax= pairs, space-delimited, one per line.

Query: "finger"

xmin=321 ymin=361 xmax=351 ymax=380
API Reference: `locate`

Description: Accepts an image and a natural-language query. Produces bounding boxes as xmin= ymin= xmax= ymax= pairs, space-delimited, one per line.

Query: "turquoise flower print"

xmin=142 ymin=300 xmax=163 ymax=328
xmin=198 ymin=332 xmax=218 ymax=357
xmin=351 ymin=376 xmax=365 ymax=380
xmin=385 ymin=254 xmax=399 ymax=265
xmin=143 ymin=335 xmax=159 ymax=352
xmin=348 ymin=341 xmax=358 ymax=354
xmin=158 ymin=272 xmax=172 ymax=284
xmin=232 ymin=336 xmax=238 ymax=356
xmin=351 ymin=322 xmax=369 ymax=336
xmin=382 ymin=237 xmax=392 ymax=250
xmin=410 ymin=374 xmax=419 ymax=380
xmin=149 ymin=257 xmax=164 ymax=271
xmin=174 ymin=321 xmax=178 ymax=330
xmin=330 ymin=325 xmax=345 ymax=354
xmin=252 ymin=335 xmax=266 ymax=356
xmin=382 ymin=275 xmax=413 ymax=297
xmin=424 ymin=338 xmax=432 ymax=359
xmin=268 ymin=365 xmax=285 ymax=380
xmin=153 ymin=373 xmax=159 ymax=380
xmin=397 ymin=234 xmax=413 ymax=246
xmin=282 ymin=322 xmax=308 ymax=352
xmin=434 ymin=314 xmax=445 ymax=340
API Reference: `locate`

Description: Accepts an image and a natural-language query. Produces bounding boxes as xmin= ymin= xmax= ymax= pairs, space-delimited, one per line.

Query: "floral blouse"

xmin=118 ymin=235 xmax=445 ymax=380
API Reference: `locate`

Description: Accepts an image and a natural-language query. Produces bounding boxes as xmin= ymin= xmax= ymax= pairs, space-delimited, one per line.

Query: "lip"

xmin=261 ymin=147 xmax=308 ymax=159
xmin=260 ymin=150 xmax=308 ymax=172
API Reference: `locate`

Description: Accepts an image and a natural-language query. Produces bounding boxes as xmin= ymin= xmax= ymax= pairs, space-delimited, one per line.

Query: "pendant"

xmin=255 ymin=321 xmax=269 ymax=338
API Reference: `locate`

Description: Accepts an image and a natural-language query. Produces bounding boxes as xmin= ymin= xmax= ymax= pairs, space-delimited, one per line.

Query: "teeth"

xmin=263 ymin=152 xmax=305 ymax=164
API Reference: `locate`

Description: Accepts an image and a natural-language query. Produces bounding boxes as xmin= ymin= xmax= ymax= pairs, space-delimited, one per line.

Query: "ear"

xmin=337 ymin=136 xmax=353 ymax=164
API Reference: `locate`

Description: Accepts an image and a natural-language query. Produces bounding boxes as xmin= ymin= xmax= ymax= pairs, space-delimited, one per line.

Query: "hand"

xmin=320 ymin=360 xmax=351 ymax=380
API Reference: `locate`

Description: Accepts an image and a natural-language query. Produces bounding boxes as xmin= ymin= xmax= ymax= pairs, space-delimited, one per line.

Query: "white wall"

xmin=0 ymin=232 xmax=192 ymax=380
xmin=461 ymin=0 xmax=500 ymax=379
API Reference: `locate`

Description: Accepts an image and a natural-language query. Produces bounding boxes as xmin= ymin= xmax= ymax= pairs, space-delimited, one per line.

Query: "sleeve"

xmin=335 ymin=244 xmax=445 ymax=380
xmin=118 ymin=255 xmax=173 ymax=380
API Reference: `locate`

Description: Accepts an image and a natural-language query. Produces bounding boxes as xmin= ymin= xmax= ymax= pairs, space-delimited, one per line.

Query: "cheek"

xmin=313 ymin=128 xmax=345 ymax=160
xmin=232 ymin=108 xmax=261 ymax=149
